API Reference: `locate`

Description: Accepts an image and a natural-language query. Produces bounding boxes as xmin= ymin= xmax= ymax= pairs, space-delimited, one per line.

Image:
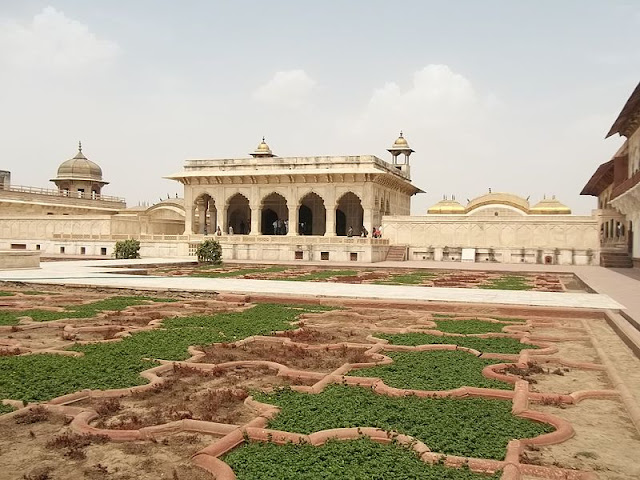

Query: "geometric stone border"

xmin=0 ymin=299 xmax=632 ymax=480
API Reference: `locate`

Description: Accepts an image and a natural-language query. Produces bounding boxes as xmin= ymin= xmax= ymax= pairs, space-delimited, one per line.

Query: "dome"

xmin=466 ymin=192 xmax=530 ymax=214
xmin=427 ymin=197 xmax=465 ymax=214
xmin=53 ymin=143 xmax=104 ymax=182
xmin=387 ymin=131 xmax=415 ymax=157
xmin=530 ymin=196 xmax=571 ymax=215
xmin=250 ymin=137 xmax=275 ymax=157
xmin=393 ymin=134 xmax=409 ymax=147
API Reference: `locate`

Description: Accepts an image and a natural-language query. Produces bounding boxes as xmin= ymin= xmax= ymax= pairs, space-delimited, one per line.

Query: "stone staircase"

xmin=601 ymin=251 xmax=634 ymax=268
xmin=386 ymin=245 xmax=408 ymax=262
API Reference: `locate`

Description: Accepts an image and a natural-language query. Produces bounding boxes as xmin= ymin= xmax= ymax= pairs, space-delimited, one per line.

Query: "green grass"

xmin=374 ymin=271 xmax=436 ymax=285
xmin=224 ymin=437 xmax=501 ymax=479
xmin=0 ymin=303 xmax=332 ymax=403
xmin=377 ymin=333 xmax=535 ymax=355
xmin=434 ymin=319 xmax=507 ymax=334
xmin=255 ymin=385 xmax=553 ymax=460
xmin=193 ymin=266 xmax=289 ymax=278
xmin=348 ymin=350 xmax=511 ymax=391
xmin=479 ymin=276 xmax=532 ymax=291
xmin=0 ymin=291 xmax=16 ymax=297
xmin=288 ymin=270 xmax=359 ymax=281
xmin=0 ymin=403 xmax=16 ymax=415
xmin=0 ymin=296 xmax=176 ymax=325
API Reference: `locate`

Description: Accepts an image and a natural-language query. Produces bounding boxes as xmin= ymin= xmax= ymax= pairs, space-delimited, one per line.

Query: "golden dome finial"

xmin=78 ymin=140 xmax=82 ymax=153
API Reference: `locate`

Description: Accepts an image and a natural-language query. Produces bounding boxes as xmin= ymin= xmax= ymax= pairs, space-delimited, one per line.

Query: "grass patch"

xmin=0 ymin=403 xmax=16 ymax=415
xmin=434 ymin=319 xmax=507 ymax=334
xmin=224 ymin=437 xmax=501 ymax=479
xmin=288 ymin=270 xmax=358 ymax=281
xmin=374 ymin=271 xmax=436 ymax=285
xmin=0 ymin=291 xmax=16 ymax=297
xmin=255 ymin=385 xmax=553 ymax=460
xmin=349 ymin=350 xmax=511 ymax=391
xmin=0 ymin=296 xmax=176 ymax=325
xmin=193 ymin=266 xmax=289 ymax=278
xmin=377 ymin=333 xmax=535 ymax=355
xmin=479 ymin=276 xmax=532 ymax=291
xmin=0 ymin=303 xmax=333 ymax=403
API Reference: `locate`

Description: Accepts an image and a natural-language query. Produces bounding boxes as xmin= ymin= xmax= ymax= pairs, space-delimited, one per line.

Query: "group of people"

xmin=272 ymin=219 xmax=288 ymax=235
xmin=346 ymin=226 xmax=382 ymax=238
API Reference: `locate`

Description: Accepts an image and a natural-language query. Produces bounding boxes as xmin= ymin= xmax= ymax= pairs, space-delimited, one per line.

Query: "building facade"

xmin=382 ymin=192 xmax=598 ymax=265
xmin=582 ymin=81 xmax=640 ymax=267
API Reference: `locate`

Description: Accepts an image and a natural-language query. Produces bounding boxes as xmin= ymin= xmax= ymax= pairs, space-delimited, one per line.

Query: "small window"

xmin=80 ymin=247 xmax=86 ymax=255
xmin=295 ymin=251 xmax=303 ymax=260
xmin=350 ymin=252 xmax=358 ymax=261
xmin=60 ymin=246 xmax=65 ymax=254
xmin=36 ymin=245 xmax=41 ymax=250
xmin=321 ymin=252 xmax=329 ymax=261
xmin=494 ymin=211 xmax=499 ymax=216
xmin=10 ymin=244 xmax=26 ymax=250
xmin=101 ymin=247 xmax=107 ymax=256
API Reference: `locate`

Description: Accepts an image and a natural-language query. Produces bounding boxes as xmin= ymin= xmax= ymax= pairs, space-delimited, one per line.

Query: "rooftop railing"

xmin=0 ymin=184 xmax=126 ymax=204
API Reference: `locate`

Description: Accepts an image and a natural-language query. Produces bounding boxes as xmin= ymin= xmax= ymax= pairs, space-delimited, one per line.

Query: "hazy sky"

xmin=0 ymin=1 xmax=638 ymax=214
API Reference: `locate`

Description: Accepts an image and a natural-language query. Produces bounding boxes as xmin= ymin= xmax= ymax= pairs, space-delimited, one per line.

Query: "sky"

xmin=0 ymin=1 xmax=638 ymax=214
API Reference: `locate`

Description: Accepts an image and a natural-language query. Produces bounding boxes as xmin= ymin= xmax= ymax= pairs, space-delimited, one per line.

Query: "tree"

xmin=114 ymin=239 xmax=141 ymax=259
xmin=196 ymin=239 xmax=222 ymax=264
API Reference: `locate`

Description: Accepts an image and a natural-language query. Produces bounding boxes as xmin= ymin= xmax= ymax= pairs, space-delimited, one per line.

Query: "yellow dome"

xmin=256 ymin=140 xmax=270 ymax=152
xmin=250 ymin=136 xmax=274 ymax=157
xmin=530 ymin=196 xmax=571 ymax=215
xmin=466 ymin=192 xmax=530 ymax=214
xmin=54 ymin=144 xmax=103 ymax=181
xmin=427 ymin=198 xmax=465 ymax=214
xmin=393 ymin=135 xmax=409 ymax=147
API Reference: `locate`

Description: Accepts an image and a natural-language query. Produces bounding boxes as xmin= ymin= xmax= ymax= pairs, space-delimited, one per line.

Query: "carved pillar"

xmin=196 ymin=200 xmax=206 ymax=234
xmin=363 ymin=207 xmax=373 ymax=234
xmin=325 ymin=203 xmax=336 ymax=236
xmin=216 ymin=206 xmax=224 ymax=235
xmin=287 ymin=202 xmax=300 ymax=237
xmin=250 ymin=203 xmax=260 ymax=235
xmin=183 ymin=188 xmax=193 ymax=235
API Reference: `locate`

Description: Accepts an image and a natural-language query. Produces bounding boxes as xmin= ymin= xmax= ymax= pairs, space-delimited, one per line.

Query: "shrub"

xmin=113 ymin=239 xmax=140 ymax=259
xmin=196 ymin=239 xmax=222 ymax=264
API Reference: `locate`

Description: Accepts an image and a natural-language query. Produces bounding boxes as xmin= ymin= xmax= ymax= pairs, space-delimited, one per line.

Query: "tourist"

xmin=228 ymin=225 xmax=234 ymax=235
xmin=216 ymin=226 xmax=222 ymax=236
xmin=347 ymin=226 xmax=353 ymax=237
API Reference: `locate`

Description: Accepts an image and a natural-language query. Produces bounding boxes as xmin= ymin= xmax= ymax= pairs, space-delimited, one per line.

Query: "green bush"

xmin=196 ymin=239 xmax=222 ymax=264
xmin=113 ymin=239 xmax=140 ymax=259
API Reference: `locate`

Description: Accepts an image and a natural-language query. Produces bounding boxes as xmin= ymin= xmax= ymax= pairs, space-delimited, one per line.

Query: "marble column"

xmin=196 ymin=201 xmax=206 ymax=235
xmin=250 ymin=204 xmax=260 ymax=235
xmin=324 ymin=203 xmax=336 ymax=236
xmin=287 ymin=203 xmax=298 ymax=236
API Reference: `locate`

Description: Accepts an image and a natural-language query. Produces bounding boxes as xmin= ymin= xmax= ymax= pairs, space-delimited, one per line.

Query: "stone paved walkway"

xmin=0 ymin=258 xmax=624 ymax=311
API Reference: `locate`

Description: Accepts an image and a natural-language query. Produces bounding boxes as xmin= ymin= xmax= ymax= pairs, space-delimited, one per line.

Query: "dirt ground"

xmin=525 ymin=399 xmax=640 ymax=480
xmin=527 ymin=361 xmax=611 ymax=394
xmin=199 ymin=341 xmax=370 ymax=372
xmin=78 ymin=365 xmax=315 ymax=430
xmin=0 ymin=409 xmax=215 ymax=480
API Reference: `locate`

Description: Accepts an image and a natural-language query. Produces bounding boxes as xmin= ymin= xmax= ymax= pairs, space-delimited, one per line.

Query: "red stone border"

xmin=0 ymin=300 xmax=631 ymax=480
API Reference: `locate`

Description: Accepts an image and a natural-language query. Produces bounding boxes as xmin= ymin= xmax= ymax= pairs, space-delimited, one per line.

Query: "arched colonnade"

xmin=190 ymin=191 xmax=365 ymax=236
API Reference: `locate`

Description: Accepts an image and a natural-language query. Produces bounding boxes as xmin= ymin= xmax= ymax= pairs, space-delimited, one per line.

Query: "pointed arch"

xmin=261 ymin=192 xmax=288 ymax=235
xmin=226 ymin=193 xmax=250 ymax=234
xmin=336 ymin=191 xmax=364 ymax=236
xmin=298 ymin=192 xmax=326 ymax=235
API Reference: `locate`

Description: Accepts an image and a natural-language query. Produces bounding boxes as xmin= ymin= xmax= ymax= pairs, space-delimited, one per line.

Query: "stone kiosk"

xmin=166 ymin=135 xmax=423 ymax=262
